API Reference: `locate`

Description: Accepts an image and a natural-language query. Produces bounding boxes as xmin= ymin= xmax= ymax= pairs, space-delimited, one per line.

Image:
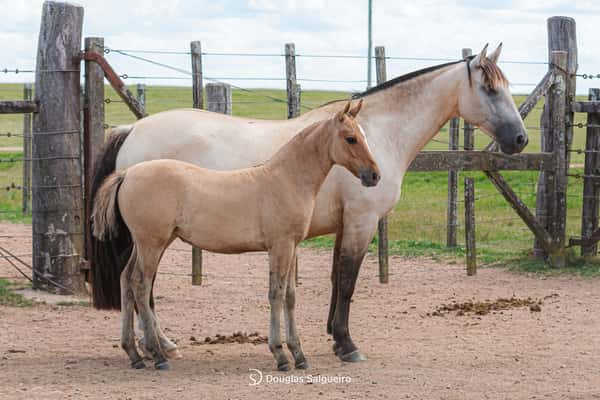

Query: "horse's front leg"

xmin=326 ymin=232 xmax=343 ymax=335
xmin=332 ymin=214 xmax=377 ymax=362
xmin=284 ymin=250 xmax=308 ymax=369
xmin=267 ymin=241 xmax=295 ymax=371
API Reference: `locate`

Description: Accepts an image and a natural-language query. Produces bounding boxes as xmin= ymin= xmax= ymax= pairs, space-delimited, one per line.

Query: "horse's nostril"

xmin=372 ymin=172 xmax=379 ymax=181
xmin=516 ymin=134 xmax=526 ymax=146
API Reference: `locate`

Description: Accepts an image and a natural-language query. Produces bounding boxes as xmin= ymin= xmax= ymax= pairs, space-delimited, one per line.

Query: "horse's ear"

xmin=488 ymin=42 xmax=502 ymax=64
xmin=348 ymin=99 xmax=363 ymax=117
xmin=471 ymin=43 xmax=489 ymax=68
xmin=337 ymin=100 xmax=351 ymax=121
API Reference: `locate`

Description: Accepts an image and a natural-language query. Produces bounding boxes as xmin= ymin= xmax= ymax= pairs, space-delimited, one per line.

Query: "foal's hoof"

xmin=295 ymin=360 xmax=309 ymax=370
xmin=155 ymin=360 xmax=170 ymax=370
xmin=338 ymin=350 xmax=367 ymax=363
xmin=166 ymin=348 xmax=183 ymax=360
xmin=131 ymin=360 xmax=146 ymax=369
xmin=277 ymin=362 xmax=291 ymax=372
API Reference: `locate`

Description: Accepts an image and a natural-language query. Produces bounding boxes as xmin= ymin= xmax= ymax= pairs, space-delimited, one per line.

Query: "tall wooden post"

xmin=462 ymin=48 xmax=475 ymax=151
xmin=465 ymin=177 xmax=476 ymax=276
xmin=191 ymin=43 xmax=204 ymax=286
xmin=535 ymin=17 xmax=576 ymax=262
xmin=374 ymin=46 xmax=389 ymax=283
xmin=447 ymin=117 xmax=460 ymax=247
xmin=32 ymin=1 xmax=86 ymax=294
xmin=206 ymin=83 xmax=232 ymax=114
xmin=190 ymin=41 xmax=204 ymax=110
xmin=285 ymin=43 xmax=300 ymax=118
xmin=581 ymin=88 xmax=600 ymax=256
xmin=22 ymin=83 xmax=32 ymax=214
xmin=83 ymin=37 xmax=105 ymax=261
xmin=136 ymin=83 xmax=146 ymax=114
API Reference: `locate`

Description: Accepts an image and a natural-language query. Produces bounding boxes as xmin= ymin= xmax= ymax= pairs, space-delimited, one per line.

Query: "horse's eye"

xmin=345 ymin=137 xmax=357 ymax=144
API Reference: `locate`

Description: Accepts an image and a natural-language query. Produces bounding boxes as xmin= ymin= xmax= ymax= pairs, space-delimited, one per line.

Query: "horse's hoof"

xmin=277 ymin=362 xmax=291 ymax=372
xmin=295 ymin=360 xmax=309 ymax=370
xmin=155 ymin=360 xmax=170 ymax=370
xmin=131 ymin=360 xmax=146 ymax=369
xmin=338 ymin=350 xmax=367 ymax=363
xmin=166 ymin=348 xmax=183 ymax=360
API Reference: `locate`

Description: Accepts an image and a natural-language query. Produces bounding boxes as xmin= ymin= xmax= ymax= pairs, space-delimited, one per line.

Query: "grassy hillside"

xmin=0 ymin=83 xmax=591 ymax=263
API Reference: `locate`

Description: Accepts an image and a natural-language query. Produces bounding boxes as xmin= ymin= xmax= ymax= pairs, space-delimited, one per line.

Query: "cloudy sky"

xmin=1 ymin=0 xmax=600 ymax=94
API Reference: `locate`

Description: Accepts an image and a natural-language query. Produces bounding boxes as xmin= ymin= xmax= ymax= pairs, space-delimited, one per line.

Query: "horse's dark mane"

xmin=318 ymin=56 xmax=479 ymax=108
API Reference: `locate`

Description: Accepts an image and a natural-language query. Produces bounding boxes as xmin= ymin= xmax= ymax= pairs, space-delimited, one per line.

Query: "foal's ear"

xmin=488 ymin=42 xmax=502 ymax=64
xmin=471 ymin=43 xmax=489 ymax=68
xmin=348 ymin=99 xmax=363 ymax=117
xmin=337 ymin=100 xmax=352 ymax=122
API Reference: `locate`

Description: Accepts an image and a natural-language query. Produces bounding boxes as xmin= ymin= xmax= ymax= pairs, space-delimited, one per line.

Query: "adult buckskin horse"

xmin=90 ymin=44 xmax=528 ymax=363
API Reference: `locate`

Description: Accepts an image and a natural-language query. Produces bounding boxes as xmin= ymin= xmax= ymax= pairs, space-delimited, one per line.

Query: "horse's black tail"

xmin=89 ymin=126 xmax=133 ymax=310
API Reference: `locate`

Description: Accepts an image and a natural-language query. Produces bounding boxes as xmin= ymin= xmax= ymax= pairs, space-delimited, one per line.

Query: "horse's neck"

xmin=362 ymin=64 xmax=463 ymax=172
xmin=264 ymin=120 xmax=333 ymax=197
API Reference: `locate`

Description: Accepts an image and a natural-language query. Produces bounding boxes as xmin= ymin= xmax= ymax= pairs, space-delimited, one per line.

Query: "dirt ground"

xmin=1 ymin=223 xmax=600 ymax=400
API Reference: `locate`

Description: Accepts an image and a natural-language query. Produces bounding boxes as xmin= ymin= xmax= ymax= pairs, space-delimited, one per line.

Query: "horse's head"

xmin=457 ymin=43 xmax=528 ymax=154
xmin=330 ymin=99 xmax=381 ymax=187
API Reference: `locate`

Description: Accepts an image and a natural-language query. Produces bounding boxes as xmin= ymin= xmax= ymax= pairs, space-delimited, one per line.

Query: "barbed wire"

xmin=1 ymin=68 xmax=34 ymax=74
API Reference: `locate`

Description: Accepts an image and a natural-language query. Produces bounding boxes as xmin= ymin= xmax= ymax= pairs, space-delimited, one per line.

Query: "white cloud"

xmin=0 ymin=0 xmax=598 ymax=95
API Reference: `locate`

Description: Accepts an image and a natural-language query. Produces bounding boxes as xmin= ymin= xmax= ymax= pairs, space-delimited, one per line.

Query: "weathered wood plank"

xmin=485 ymin=171 xmax=557 ymax=257
xmin=571 ymin=101 xmax=600 ymax=113
xmin=464 ymin=177 xmax=476 ymax=276
xmin=206 ymin=83 xmax=232 ymax=115
xmin=519 ymin=70 xmax=555 ymax=119
xmin=83 ymin=37 xmax=106 ymax=263
xmin=32 ymin=1 xmax=86 ymax=294
xmin=285 ymin=43 xmax=299 ymax=118
xmin=375 ymin=45 xmax=389 ymax=283
xmin=446 ymin=117 xmax=460 ymax=248
xmin=0 ymin=101 xmax=38 ymax=114
xmin=22 ymin=84 xmax=32 ymax=214
xmin=580 ymin=88 xmax=600 ymax=256
xmin=409 ymin=151 xmax=555 ymax=172
xmin=190 ymin=41 xmax=204 ymax=110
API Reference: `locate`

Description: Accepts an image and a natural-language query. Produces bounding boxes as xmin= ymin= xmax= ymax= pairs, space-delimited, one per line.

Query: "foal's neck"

xmin=265 ymin=119 xmax=334 ymax=197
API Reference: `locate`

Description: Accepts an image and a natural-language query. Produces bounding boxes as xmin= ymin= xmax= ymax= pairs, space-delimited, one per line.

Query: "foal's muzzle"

xmin=359 ymin=168 xmax=380 ymax=187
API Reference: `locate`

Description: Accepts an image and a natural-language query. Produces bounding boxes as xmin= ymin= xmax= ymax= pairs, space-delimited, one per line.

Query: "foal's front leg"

xmin=267 ymin=242 xmax=295 ymax=371
xmin=284 ymin=250 xmax=308 ymax=369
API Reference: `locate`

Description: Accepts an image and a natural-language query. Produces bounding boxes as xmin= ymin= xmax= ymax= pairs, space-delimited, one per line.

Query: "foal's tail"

xmin=90 ymin=170 xmax=128 ymax=310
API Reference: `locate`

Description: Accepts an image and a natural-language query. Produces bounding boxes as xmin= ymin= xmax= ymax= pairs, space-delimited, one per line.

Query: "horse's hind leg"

xmin=284 ymin=249 xmax=308 ymax=369
xmin=131 ymin=244 xmax=170 ymax=370
xmin=326 ymin=232 xmax=343 ymax=335
xmin=267 ymin=241 xmax=295 ymax=371
xmin=120 ymin=249 xmax=145 ymax=369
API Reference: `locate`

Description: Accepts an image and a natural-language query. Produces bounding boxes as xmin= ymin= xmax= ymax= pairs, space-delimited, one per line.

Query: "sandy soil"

xmin=1 ymin=222 xmax=600 ymax=399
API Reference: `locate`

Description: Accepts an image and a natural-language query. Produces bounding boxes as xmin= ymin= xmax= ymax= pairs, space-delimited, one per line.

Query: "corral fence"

xmin=0 ymin=1 xmax=599 ymax=294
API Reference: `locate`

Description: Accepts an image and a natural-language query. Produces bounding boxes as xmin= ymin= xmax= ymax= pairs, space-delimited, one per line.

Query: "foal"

xmin=92 ymin=100 xmax=380 ymax=371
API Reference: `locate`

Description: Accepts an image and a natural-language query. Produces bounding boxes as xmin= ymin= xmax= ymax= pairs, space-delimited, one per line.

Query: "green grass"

xmin=0 ymin=278 xmax=34 ymax=307
xmin=0 ymin=83 xmax=593 ymax=266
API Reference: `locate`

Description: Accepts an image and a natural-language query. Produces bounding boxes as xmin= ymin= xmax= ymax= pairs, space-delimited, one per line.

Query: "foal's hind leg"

xmin=267 ymin=241 xmax=295 ymax=371
xmin=284 ymin=250 xmax=307 ymax=369
xmin=131 ymin=245 xmax=170 ymax=370
xmin=120 ymin=252 xmax=145 ymax=369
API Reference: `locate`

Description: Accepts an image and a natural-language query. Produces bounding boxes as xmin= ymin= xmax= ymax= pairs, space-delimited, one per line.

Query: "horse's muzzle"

xmin=360 ymin=169 xmax=380 ymax=187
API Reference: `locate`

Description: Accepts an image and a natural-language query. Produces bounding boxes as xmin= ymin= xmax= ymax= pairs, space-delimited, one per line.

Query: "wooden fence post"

xmin=447 ymin=117 xmax=460 ymax=247
xmin=535 ymin=17 xmax=577 ymax=261
xmin=465 ymin=177 xmax=476 ymax=275
xmin=32 ymin=1 xmax=86 ymax=294
xmin=462 ymin=48 xmax=474 ymax=151
xmin=285 ymin=43 xmax=300 ymax=118
xmin=374 ymin=46 xmax=389 ymax=283
xmin=136 ymin=83 xmax=146 ymax=113
xmin=581 ymin=88 xmax=600 ymax=256
xmin=206 ymin=83 xmax=232 ymax=114
xmin=22 ymin=83 xmax=32 ymax=214
xmin=191 ymin=41 xmax=204 ymax=110
xmin=191 ymin=42 xmax=204 ymax=286
xmin=84 ymin=37 xmax=105 ymax=262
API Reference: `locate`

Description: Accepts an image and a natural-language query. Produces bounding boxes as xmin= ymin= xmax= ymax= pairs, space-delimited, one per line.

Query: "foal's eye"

xmin=345 ymin=137 xmax=357 ymax=144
